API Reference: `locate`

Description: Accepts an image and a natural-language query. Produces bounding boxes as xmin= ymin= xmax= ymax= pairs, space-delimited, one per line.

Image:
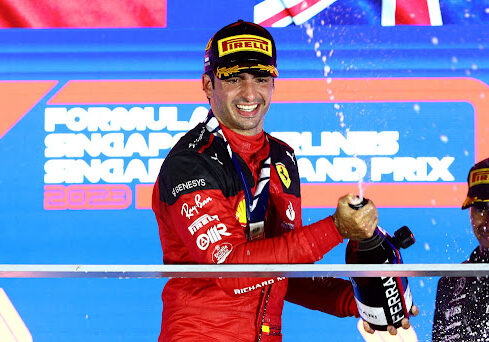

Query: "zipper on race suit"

xmin=257 ymin=286 xmax=272 ymax=342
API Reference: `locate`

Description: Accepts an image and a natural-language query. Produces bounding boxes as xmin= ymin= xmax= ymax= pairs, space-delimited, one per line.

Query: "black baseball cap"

xmin=204 ymin=20 xmax=278 ymax=79
xmin=462 ymin=157 xmax=489 ymax=209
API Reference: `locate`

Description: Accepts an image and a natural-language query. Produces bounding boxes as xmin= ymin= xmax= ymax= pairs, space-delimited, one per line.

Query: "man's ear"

xmin=202 ymin=73 xmax=213 ymax=100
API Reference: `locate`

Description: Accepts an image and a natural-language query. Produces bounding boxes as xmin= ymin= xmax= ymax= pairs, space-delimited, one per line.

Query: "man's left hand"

xmin=363 ymin=305 xmax=419 ymax=335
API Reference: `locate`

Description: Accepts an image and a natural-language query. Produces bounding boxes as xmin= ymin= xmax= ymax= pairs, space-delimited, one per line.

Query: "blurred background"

xmin=1 ymin=0 xmax=489 ymax=340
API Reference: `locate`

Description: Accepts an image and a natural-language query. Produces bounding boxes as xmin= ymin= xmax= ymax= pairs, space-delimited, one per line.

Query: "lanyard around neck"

xmin=205 ymin=112 xmax=271 ymax=240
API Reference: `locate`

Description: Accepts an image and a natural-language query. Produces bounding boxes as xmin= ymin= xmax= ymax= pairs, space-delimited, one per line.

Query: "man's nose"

xmin=240 ymin=80 xmax=257 ymax=102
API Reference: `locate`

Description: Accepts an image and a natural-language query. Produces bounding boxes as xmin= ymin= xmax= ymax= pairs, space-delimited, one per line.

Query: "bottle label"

xmin=354 ymin=299 xmax=388 ymax=326
xmin=381 ymin=276 xmax=413 ymax=324
xmin=354 ymin=282 xmax=413 ymax=327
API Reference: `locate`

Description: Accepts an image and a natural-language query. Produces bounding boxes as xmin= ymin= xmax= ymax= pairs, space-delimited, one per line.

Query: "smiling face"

xmin=202 ymin=72 xmax=274 ymax=136
xmin=469 ymin=203 xmax=489 ymax=249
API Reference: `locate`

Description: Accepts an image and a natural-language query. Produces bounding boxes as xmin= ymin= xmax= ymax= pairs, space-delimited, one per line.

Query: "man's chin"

xmin=236 ymin=115 xmax=262 ymax=127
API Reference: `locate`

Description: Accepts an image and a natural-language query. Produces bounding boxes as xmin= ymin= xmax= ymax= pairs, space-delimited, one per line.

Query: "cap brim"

xmin=215 ymin=64 xmax=278 ymax=79
xmin=462 ymin=196 xmax=489 ymax=209
xmin=462 ymin=196 xmax=474 ymax=209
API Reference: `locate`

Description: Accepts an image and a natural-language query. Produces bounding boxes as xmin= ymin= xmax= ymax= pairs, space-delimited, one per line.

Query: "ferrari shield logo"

xmin=276 ymin=163 xmax=291 ymax=189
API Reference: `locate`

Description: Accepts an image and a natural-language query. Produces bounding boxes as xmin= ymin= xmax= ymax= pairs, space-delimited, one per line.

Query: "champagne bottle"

xmin=345 ymin=197 xmax=415 ymax=330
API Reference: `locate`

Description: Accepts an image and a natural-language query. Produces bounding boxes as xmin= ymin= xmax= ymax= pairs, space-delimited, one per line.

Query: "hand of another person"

xmin=332 ymin=193 xmax=378 ymax=241
xmin=363 ymin=305 xmax=420 ymax=335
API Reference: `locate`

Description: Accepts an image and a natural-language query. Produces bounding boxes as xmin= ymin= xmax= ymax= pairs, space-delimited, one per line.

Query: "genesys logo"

xmin=172 ymin=178 xmax=206 ymax=198
xmin=2 ymin=78 xmax=486 ymax=210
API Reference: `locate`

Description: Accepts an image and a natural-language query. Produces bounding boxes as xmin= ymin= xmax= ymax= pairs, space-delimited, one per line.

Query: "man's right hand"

xmin=332 ymin=194 xmax=378 ymax=241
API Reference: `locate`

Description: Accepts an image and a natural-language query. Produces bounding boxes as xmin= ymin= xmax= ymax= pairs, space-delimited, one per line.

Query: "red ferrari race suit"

xmin=152 ymin=112 xmax=358 ymax=341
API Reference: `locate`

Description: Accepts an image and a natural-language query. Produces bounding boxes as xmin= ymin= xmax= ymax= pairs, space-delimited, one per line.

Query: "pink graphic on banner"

xmin=44 ymin=184 xmax=132 ymax=210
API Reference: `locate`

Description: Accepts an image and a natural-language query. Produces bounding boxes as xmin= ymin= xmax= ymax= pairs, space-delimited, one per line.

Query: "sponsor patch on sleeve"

xmin=172 ymin=178 xmax=206 ymax=197
xmin=212 ymin=242 xmax=233 ymax=264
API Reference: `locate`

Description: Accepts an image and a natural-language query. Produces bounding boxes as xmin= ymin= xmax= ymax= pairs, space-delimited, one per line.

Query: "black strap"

xmin=205 ymin=111 xmax=271 ymax=240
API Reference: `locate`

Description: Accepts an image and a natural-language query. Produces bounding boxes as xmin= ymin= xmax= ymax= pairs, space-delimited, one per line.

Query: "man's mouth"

xmin=236 ymin=104 xmax=259 ymax=113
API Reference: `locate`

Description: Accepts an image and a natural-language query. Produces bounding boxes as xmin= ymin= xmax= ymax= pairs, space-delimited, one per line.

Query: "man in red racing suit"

xmin=152 ymin=20 xmax=381 ymax=341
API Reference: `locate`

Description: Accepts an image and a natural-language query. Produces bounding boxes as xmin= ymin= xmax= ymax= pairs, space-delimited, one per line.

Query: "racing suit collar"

xmin=220 ymin=120 xmax=266 ymax=155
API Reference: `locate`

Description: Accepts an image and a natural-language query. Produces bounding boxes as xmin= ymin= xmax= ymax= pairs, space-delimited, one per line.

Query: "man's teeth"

xmin=236 ymin=104 xmax=258 ymax=112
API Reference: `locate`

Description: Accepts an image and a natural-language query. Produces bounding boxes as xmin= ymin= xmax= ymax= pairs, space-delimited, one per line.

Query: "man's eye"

xmin=226 ymin=78 xmax=239 ymax=84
